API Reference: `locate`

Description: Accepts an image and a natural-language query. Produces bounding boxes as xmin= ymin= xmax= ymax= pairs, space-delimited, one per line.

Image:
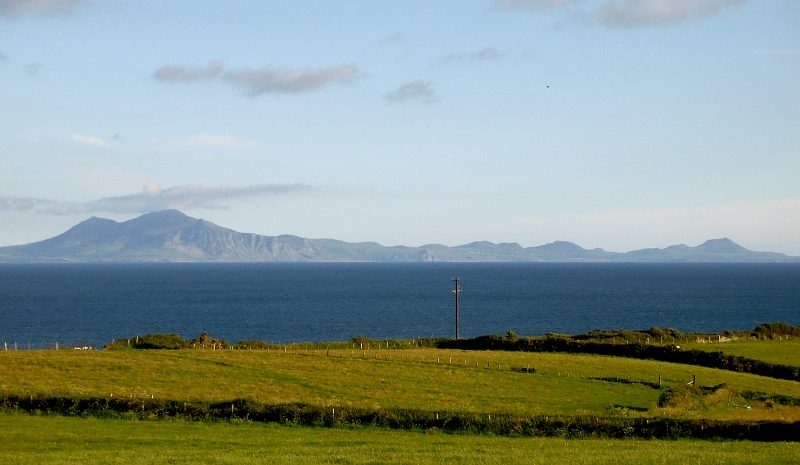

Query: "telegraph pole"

xmin=452 ymin=278 xmax=461 ymax=339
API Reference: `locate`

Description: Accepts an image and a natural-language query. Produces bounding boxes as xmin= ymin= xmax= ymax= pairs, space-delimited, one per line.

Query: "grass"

xmin=2 ymin=413 xmax=800 ymax=464
xmin=5 ymin=342 xmax=800 ymax=461
xmin=684 ymin=338 xmax=800 ymax=367
xmin=3 ymin=347 xmax=800 ymax=421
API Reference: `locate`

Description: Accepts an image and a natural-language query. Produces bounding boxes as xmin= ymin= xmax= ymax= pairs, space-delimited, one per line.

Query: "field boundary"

xmin=437 ymin=336 xmax=800 ymax=383
xmin=2 ymin=394 xmax=798 ymax=441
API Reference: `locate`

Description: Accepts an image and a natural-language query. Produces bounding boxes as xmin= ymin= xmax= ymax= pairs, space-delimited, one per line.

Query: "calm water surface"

xmin=0 ymin=263 xmax=798 ymax=347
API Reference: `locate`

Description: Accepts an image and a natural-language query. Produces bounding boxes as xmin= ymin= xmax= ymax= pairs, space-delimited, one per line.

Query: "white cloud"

xmin=0 ymin=196 xmax=54 ymax=211
xmin=385 ymin=80 xmax=438 ymax=104
xmin=439 ymin=47 xmax=503 ymax=65
xmin=172 ymin=134 xmax=258 ymax=150
xmin=0 ymin=0 xmax=83 ymax=17
xmin=152 ymin=61 xmax=224 ymax=83
xmin=495 ymin=0 xmax=747 ymax=27
xmin=594 ymin=0 xmax=746 ymax=27
xmin=153 ymin=61 xmax=359 ymax=97
xmin=1 ymin=183 xmax=310 ymax=215
xmin=224 ymin=64 xmax=358 ymax=96
xmin=494 ymin=0 xmax=586 ymax=12
xmin=71 ymin=134 xmax=109 ymax=147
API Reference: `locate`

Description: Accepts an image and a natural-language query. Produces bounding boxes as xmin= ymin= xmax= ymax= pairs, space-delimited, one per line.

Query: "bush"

xmin=189 ymin=332 xmax=230 ymax=349
xmin=753 ymin=322 xmax=800 ymax=340
xmin=104 ymin=333 xmax=189 ymax=350
xmin=232 ymin=340 xmax=279 ymax=350
xmin=104 ymin=332 xmax=230 ymax=350
xmin=658 ymin=385 xmax=706 ymax=410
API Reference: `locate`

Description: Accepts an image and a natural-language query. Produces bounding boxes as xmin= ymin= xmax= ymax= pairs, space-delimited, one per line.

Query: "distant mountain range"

xmin=0 ymin=210 xmax=797 ymax=263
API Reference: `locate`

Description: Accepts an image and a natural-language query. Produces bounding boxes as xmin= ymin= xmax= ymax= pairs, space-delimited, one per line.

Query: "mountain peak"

xmin=696 ymin=238 xmax=748 ymax=253
xmin=122 ymin=210 xmax=197 ymax=234
xmin=537 ymin=241 xmax=585 ymax=252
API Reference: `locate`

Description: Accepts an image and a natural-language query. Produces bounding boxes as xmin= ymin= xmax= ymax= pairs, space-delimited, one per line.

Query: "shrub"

xmin=753 ymin=322 xmax=800 ymax=340
xmin=104 ymin=332 xmax=230 ymax=350
xmin=104 ymin=333 xmax=189 ymax=350
xmin=658 ymin=385 xmax=706 ymax=410
xmin=189 ymin=332 xmax=230 ymax=349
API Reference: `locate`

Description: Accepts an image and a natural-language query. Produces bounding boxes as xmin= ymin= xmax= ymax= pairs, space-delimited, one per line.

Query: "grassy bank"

xmin=684 ymin=338 xmax=800 ymax=367
xmin=2 ymin=413 xmax=799 ymax=464
xmin=3 ymin=348 xmax=800 ymax=421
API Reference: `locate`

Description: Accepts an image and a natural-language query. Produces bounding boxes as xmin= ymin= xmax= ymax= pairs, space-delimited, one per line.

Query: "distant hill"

xmin=0 ymin=210 xmax=797 ymax=263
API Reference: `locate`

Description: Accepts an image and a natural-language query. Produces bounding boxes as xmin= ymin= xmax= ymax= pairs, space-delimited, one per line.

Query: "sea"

xmin=1 ymin=262 xmax=798 ymax=349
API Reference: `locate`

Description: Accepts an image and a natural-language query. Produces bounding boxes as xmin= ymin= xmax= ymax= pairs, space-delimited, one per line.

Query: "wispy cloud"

xmin=0 ymin=0 xmax=84 ymax=17
xmin=494 ymin=0 xmax=747 ymax=27
xmin=494 ymin=0 xmax=585 ymax=12
xmin=0 ymin=52 xmax=7 ymax=61
xmin=172 ymin=134 xmax=258 ymax=150
xmin=224 ymin=64 xmax=358 ymax=96
xmin=438 ymin=47 xmax=503 ymax=65
xmin=152 ymin=61 xmax=359 ymax=97
xmin=381 ymin=32 xmax=405 ymax=44
xmin=0 ymin=183 xmax=310 ymax=215
xmin=594 ymin=0 xmax=746 ymax=27
xmin=385 ymin=80 xmax=438 ymax=104
xmin=0 ymin=196 xmax=53 ymax=212
xmin=24 ymin=63 xmax=41 ymax=76
xmin=71 ymin=134 xmax=109 ymax=147
xmin=152 ymin=61 xmax=224 ymax=83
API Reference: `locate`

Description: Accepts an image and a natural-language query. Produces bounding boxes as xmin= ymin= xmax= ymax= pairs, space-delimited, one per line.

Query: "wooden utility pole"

xmin=452 ymin=277 xmax=461 ymax=339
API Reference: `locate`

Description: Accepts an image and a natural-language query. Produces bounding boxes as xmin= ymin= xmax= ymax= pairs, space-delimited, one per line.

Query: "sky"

xmin=1 ymin=0 xmax=799 ymax=254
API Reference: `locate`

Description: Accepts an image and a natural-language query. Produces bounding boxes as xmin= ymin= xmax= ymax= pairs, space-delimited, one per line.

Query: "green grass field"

xmin=2 ymin=347 xmax=800 ymax=420
xmin=2 ymin=413 xmax=799 ymax=465
xmin=3 ymin=342 xmax=800 ymax=463
xmin=684 ymin=338 xmax=800 ymax=367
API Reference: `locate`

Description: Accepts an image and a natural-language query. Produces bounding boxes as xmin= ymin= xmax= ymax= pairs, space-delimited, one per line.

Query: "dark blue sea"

xmin=1 ymin=263 xmax=799 ymax=348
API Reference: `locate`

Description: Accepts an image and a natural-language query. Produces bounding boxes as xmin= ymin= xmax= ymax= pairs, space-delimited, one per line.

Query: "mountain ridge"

xmin=0 ymin=210 xmax=797 ymax=263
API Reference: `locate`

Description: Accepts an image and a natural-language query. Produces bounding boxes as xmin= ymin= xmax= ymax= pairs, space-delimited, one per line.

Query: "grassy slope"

xmin=684 ymin=338 xmax=800 ymax=367
xmin=2 ymin=413 xmax=799 ymax=465
xmin=3 ymin=348 xmax=800 ymax=420
xmin=5 ymin=344 xmax=800 ymax=461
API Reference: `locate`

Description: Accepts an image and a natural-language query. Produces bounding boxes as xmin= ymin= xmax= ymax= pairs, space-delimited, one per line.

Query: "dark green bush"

xmin=753 ymin=322 xmax=800 ymax=340
xmin=104 ymin=333 xmax=189 ymax=350
xmin=104 ymin=332 xmax=230 ymax=350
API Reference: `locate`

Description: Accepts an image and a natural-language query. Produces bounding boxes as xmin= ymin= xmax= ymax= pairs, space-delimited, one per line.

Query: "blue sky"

xmin=1 ymin=0 xmax=799 ymax=254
